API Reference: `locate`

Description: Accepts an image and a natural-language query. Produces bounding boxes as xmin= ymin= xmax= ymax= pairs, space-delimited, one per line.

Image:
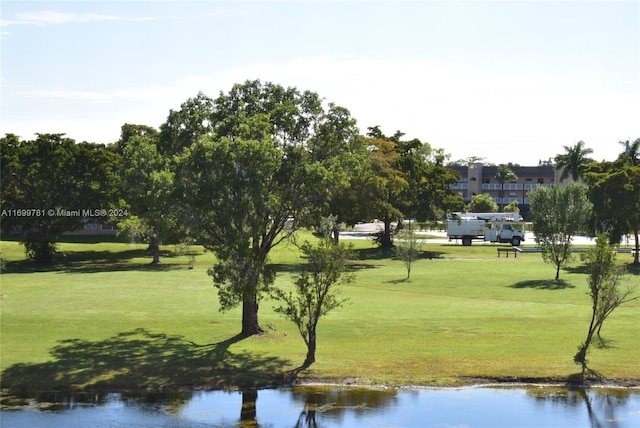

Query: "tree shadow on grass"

xmin=1 ymin=328 xmax=293 ymax=393
xmin=623 ymin=263 xmax=640 ymax=276
xmin=352 ymin=246 xmax=394 ymax=261
xmin=563 ymin=265 xmax=589 ymax=275
xmin=510 ymin=279 xmax=575 ymax=290
xmin=4 ymin=249 xmax=191 ymax=274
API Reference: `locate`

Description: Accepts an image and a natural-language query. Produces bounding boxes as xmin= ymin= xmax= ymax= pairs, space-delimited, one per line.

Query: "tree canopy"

xmin=175 ymin=80 xmax=363 ymax=335
xmin=582 ymin=156 xmax=640 ymax=265
xmin=1 ymin=133 xmax=121 ymax=263
xmin=554 ymin=141 xmax=594 ymax=182
xmin=528 ymin=182 xmax=593 ymax=280
xmin=467 ymin=193 xmax=499 ymax=213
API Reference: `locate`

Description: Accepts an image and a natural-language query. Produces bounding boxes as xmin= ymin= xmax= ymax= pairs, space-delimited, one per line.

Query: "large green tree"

xmin=176 ymin=80 xmax=362 ymax=336
xmin=554 ymin=141 xmax=594 ymax=182
xmin=582 ymin=156 xmax=640 ymax=265
xmin=528 ymin=182 xmax=593 ymax=280
xmin=0 ymin=133 xmax=120 ymax=263
xmin=118 ymin=125 xmax=180 ymax=264
xmin=358 ymin=127 xmax=462 ymax=248
xmin=359 ymin=129 xmax=407 ymax=247
xmin=396 ymin=139 xmax=463 ymax=222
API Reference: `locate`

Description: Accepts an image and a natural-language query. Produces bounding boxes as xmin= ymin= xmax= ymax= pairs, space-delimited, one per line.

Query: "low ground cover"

xmin=1 ymin=235 xmax=638 ymax=391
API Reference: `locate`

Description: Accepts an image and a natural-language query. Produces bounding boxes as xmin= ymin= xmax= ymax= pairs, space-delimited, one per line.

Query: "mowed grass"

xmin=1 ymin=235 xmax=639 ymax=391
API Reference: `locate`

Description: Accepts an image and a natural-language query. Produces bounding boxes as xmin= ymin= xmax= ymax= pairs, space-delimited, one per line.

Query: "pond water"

xmin=1 ymin=385 xmax=639 ymax=427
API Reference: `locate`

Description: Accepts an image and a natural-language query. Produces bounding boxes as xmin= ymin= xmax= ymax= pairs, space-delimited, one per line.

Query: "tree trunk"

xmin=241 ymin=298 xmax=264 ymax=336
xmin=332 ymin=225 xmax=340 ymax=245
xmin=381 ymin=218 xmax=393 ymax=248
xmin=304 ymin=330 xmax=317 ymax=367
xmin=149 ymin=225 xmax=161 ymax=264
xmin=575 ymin=305 xmax=598 ymax=371
xmin=555 ymin=262 xmax=561 ymax=281
xmin=634 ymin=228 xmax=639 ymax=265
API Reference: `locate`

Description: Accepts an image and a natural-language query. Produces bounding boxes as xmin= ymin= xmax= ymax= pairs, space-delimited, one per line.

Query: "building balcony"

xmin=502 ymin=183 xmax=523 ymax=190
xmin=482 ymin=183 xmax=502 ymax=190
xmin=449 ymin=182 xmax=468 ymax=190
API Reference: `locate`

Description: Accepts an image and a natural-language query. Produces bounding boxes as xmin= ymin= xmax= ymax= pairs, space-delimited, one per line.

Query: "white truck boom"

xmin=447 ymin=213 xmax=525 ymax=246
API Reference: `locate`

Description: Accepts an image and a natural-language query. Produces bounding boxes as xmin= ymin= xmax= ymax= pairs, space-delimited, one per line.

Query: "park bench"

xmin=497 ymin=247 xmax=518 ymax=258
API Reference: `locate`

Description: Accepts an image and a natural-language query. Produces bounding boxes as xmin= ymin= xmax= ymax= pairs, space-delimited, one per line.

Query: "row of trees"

xmin=1 ymin=80 xmax=464 ymax=337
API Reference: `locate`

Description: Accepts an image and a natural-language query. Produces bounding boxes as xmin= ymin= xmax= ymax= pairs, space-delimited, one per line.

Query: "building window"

xmin=483 ymin=178 xmax=491 ymax=184
xmin=537 ymin=178 xmax=544 ymax=184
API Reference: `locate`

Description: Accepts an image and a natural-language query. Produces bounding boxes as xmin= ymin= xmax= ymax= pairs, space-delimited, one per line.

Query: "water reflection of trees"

xmin=526 ymin=387 xmax=634 ymax=428
xmin=289 ymin=386 xmax=398 ymax=427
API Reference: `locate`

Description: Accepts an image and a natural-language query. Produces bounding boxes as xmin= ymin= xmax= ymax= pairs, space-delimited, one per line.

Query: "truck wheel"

xmin=511 ymin=237 xmax=521 ymax=246
xmin=462 ymin=237 xmax=472 ymax=246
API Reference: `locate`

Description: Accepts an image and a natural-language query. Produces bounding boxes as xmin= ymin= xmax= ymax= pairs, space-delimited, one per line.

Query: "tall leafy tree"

xmin=357 ymin=127 xmax=462 ymax=247
xmin=495 ymin=165 xmax=517 ymax=211
xmin=554 ymin=141 xmax=594 ymax=182
xmin=360 ymin=130 xmax=407 ymax=247
xmin=582 ymin=158 xmax=640 ymax=265
xmin=0 ymin=133 xmax=120 ymax=263
xmin=118 ymin=127 xmax=179 ymax=264
xmin=528 ymin=182 xmax=593 ymax=280
xmin=176 ymin=80 xmax=362 ymax=336
xmin=396 ymin=141 xmax=463 ymax=222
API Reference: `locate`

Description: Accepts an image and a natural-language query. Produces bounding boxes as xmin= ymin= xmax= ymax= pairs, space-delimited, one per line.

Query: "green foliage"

xmin=582 ymin=159 xmax=640 ymax=265
xmin=0 ymin=133 xmax=121 ymax=263
xmin=467 ymin=193 xmax=499 ymax=213
xmin=116 ymin=215 xmax=149 ymax=244
xmin=394 ymin=222 xmax=422 ymax=279
xmin=175 ymin=80 xmax=363 ymax=334
xmin=503 ymin=200 xmax=520 ymax=213
xmin=119 ymin=130 xmax=180 ymax=263
xmin=529 ymin=182 xmax=593 ymax=280
xmin=554 ymin=140 xmax=594 ymax=182
xmin=574 ymin=234 xmax=637 ymax=369
xmin=357 ymin=128 xmax=462 ymax=247
xmin=271 ymin=238 xmax=354 ymax=366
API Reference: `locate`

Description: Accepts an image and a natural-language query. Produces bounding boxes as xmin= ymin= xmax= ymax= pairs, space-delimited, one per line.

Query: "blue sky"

xmin=1 ymin=1 xmax=638 ymax=165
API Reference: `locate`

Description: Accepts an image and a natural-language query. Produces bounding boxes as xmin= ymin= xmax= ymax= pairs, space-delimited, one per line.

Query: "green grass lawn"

xmin=1 ymin=235 xmax=639 ymax=391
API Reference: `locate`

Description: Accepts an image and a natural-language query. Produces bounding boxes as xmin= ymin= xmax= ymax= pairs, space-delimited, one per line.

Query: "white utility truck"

xmin=447 ymin=212 xmax=525 ymax=246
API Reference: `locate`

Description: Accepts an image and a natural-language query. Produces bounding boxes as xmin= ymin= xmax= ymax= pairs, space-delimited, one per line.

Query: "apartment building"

xmin=448 ymin=162 xmax=565 ymax=214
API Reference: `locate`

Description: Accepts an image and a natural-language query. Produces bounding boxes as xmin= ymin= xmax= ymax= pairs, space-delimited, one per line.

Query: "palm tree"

xmin=619 ymin=138 xmax=640 ymax=166
xmin=554 ymin=141 xmax=594 ymax=182
xmin=495 ymin=164 xmax=517 ymax=211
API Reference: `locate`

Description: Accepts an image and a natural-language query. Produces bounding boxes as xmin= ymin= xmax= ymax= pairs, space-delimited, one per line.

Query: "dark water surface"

xmin=2 ymin=385 xmax=639 ymax=427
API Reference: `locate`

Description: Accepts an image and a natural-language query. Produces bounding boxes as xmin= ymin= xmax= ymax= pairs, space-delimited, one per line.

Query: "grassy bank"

xmin=1 ymin=236 xmax=639 ymax=391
